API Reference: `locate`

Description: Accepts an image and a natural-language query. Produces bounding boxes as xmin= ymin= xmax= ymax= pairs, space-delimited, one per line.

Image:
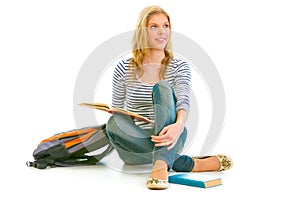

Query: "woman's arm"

xmin=151 ymin=109 xmax=188 ymax=150
xmin=111 ymin=61 xmax=127 ymax=108
xmin=175 ymin=109 xmax=188 ymax=131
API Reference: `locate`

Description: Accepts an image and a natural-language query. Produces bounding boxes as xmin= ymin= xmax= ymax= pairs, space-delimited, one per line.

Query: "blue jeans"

xmin=106 ymin=80 xmax=194 ymax=172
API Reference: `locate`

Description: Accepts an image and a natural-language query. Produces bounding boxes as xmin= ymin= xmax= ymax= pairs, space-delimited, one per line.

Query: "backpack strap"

xmin=26 ymin=158 xmax=55 ymax=169
xmin=52 ymin=143 xmax=114 ymax=167
xmin=26 ymin=142 xmax=114 ymax=169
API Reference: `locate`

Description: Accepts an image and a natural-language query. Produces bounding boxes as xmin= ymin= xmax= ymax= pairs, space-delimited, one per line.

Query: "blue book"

xmin=168 ymin=173 xmax=222 ymax=188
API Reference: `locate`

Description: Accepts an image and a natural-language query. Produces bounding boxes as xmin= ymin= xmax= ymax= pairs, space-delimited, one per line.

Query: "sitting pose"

xmin=106 ymin=5 xmax=232 ymax=190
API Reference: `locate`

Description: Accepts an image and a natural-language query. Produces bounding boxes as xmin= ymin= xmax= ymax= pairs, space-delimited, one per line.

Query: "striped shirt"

xmin=112 ymin=57 xmax=191 ymax=129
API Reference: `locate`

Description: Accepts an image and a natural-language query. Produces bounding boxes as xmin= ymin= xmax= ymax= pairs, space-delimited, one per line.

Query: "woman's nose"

xmin=158 ymin=27 xmax=165 ymax=34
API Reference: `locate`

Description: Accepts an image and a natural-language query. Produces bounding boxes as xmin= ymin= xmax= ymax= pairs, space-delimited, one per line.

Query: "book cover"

xmin=168 ymin=173 xmax=222 ymax=188
xmin=79 ymin=102 xmax=153 ymax=124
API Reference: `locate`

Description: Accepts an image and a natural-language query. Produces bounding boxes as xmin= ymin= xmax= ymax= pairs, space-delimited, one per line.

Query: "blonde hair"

xmin=130 ymin=5 xmax=174 ymax=80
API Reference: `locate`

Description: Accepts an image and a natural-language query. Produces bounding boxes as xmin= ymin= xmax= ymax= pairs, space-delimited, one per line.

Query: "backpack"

xmin=26 ymin=124 xmax=114 ymax=169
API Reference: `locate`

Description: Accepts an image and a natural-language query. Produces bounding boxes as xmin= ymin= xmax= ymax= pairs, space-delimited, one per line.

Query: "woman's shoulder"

xmin=114 ymin=57 xmax=132 ymax=72
xmin=116 ymin=57 xmax=131 ymax=67
xmin=169 ymin=57 xmax=190 ymax=70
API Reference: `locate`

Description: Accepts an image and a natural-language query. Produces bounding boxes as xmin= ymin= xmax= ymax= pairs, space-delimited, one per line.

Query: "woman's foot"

xmin=192 ymin=154 xmax=233 ymax=172
xmin=150 ymin=160 xmax=168 ymax=180
xmin=147 ymin=160 xmax=169 ymax=190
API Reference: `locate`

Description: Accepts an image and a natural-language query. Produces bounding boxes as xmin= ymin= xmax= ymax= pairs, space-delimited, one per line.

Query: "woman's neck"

xmin=143 ymin=49 xmax=165 ymax=65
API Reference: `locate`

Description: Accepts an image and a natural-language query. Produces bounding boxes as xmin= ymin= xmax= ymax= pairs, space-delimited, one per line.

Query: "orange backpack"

xmin=27 ymin=124 xmax=114 ymax=169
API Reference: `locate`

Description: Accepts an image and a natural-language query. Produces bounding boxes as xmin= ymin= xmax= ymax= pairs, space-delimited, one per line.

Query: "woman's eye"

xmin=164 ymin=24 xmax=169 ymax=28
xmin=150 ymin=25 xmax=157 ymax=29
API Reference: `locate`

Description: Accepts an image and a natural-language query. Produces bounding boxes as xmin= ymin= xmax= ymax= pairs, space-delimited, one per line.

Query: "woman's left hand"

xmin=151 ymin=122 xmax=184 ymax=150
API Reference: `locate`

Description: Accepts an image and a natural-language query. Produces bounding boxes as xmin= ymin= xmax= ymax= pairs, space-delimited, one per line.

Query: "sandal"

xmin=147 ymin=178 xmax=169 ymax=190
xmin=192 ymin=154 xmax=233 ymax=171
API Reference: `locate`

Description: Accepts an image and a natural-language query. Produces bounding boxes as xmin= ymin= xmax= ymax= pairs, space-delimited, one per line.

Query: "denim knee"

xmin=153 ymin=80 xmax=173 ymax=95
xmin=172 ymin=155 xmax=194 ymax=172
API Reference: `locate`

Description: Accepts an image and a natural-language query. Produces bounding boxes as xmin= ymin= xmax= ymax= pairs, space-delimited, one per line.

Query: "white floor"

xmin=2 ymin=129 xmax=297 ymax=200
xmin=17 ymin=150 xmax=235 ymax=200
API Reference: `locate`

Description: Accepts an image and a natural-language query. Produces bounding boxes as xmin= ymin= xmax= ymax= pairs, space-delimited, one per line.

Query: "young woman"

xmin=105 ymin=5 xmax=232 ymax=190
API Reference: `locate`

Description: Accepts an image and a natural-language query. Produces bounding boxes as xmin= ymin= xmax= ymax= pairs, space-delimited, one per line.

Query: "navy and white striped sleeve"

xmin=111 ymin=60 xmax=127 ymax=108
xmin=174 ymin=60 xmax=191 ymax=112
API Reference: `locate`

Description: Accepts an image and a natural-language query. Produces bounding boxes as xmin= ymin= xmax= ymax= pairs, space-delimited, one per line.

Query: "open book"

xmin=79 ymin=102 xmax=153 ymax=124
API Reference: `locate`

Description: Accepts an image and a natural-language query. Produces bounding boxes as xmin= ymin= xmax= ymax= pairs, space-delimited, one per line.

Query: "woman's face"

xmin=146 ymin=13 xmax=170 ymax=50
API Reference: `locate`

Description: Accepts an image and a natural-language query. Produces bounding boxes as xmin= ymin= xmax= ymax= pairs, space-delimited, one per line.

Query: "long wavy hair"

xmin=129 ymin=5 xmax=174 ymax=80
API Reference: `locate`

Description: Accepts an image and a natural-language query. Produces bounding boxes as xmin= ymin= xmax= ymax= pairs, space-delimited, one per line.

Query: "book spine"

xmin=169 ymin=178 xmax=206 ymax=188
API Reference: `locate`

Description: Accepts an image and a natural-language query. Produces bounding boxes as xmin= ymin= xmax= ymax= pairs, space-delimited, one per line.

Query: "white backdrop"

xmin=1 ymin=0 xmax=299 ymax=199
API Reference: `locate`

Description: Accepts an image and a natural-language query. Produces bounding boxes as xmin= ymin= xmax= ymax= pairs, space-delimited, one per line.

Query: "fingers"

xmin=150 ymin=126 xmax=178 ymax=150
xmin=154 ymin=140 xmax=172 ymax=147
xmin=151 ymin=135 xmax=169 ymax=144
xmin=158 ymin=126 xmax=168 ymax=136
xmin=151 ymin=127 xmax=168 ymax=141
xmin=167 ymin=143 xmax=176 ymax=150
xmin=151 ymin=134 xmax=174 ymax=149
xmin=151 ymin=134 xmax=168 ymax=141
xmin=151 ymin=138 xmax=175 ymax=150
